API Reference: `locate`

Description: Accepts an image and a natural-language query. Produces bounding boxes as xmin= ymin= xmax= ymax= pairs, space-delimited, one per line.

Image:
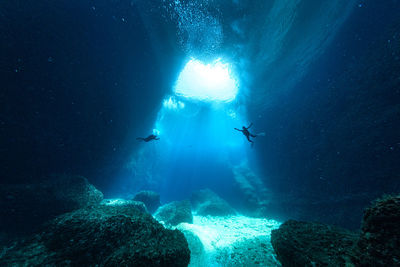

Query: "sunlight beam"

xmin=174 ymin=58 xmax=238 ymax=102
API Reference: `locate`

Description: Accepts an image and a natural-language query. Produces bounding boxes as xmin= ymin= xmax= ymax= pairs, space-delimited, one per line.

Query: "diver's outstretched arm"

xmin=234 ymin=128 xmax=242 ymax=132
xmin=136 ymin=137 xmax=144 ymax=141
xmin=247 ymin=123 xmax=253 ymax=129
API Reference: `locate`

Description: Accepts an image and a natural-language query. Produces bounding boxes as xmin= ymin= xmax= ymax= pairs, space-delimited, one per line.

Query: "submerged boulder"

xmin=155 ymin=200 xmax=193 ymax=226
xmin=0 ymin=205 xmax=190 ymax=266
xmin=357 ymin=194 xmax=400 ymax=266
xmin=271 ymin=220 xmax=359 ymax=266
xmin=191 ymin=189 xmax=236 ymax=216
xmin=48 ymin=174 xmax=104 ymax=208
xmin=0 ymin=174 xmax=103 ymax=234
xmin=133 ymin=190 xmax=161 ymax=213
xmin=177 ymin=228 xmax=207 ymax=266
xmin=101 ymin=198 xmax=148 ymax=213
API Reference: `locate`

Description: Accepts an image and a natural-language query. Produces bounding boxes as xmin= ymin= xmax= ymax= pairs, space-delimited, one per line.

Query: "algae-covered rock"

xmin=49 ymin=174 xmax=104 ymax=208
xmin=191 ymin=189 xmax=236 ymax=216
xmin=0 ymin=205 xmax=190 ymax=266
xmin=133 ymin=190 xmax=161 ymax=213
xmin=100 ymin=198 xmax=148 ymax=213
xmin=0 ymin=174 xmax=103 ymax=234
xmin=357 ymin=194 xmax=400 ymax=266
xmin=271 ymin=220 xmax=358 ymax=266
xmin=155 ymin=200 xmax=193 ymax=226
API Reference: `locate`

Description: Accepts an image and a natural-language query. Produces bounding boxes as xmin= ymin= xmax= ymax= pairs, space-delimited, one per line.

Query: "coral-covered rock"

xmin=0 ymin=205 xmax=190 ymax=266
xmin=357 ymin=194 xmax=400 ymax=266
xmin=0 ymin=174 xmax=103 ymax=234
xmin=133 ymin=190 xmax=161 ymax=213
xmin=271 ymin=220 xmax=358 ymax=266
xmin=155 ymin=200 xmax=193 ymax=226
xmin=191 ymin=189 xmax=236 ymax=216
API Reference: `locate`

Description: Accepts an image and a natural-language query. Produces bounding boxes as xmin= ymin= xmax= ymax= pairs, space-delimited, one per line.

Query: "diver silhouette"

xmin=136 ymin=134 xmax=160 ymax=142
xmin=234 ymin=123 xmax=257 ymax=145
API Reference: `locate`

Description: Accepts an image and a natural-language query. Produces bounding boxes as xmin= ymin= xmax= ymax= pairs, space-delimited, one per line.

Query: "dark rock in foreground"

xmin=191 ymin=189 xmax=236 ymax=216
xmin=0 ymin=174 xmax=103 ymax=234
xmin=271 ymin=220 xmax=358 ymax=266
xmin=271 ymin=194 xmax=400 ymax=266
xmin=155 ymin=200 xmax=193 ymax=226
xmin=133 ymin=190 xmax=161 ymax=213
xmin=0 ymin=205 xmax=190 ymax=266
xmin=357 ymin=194 xmax=400 ymax=266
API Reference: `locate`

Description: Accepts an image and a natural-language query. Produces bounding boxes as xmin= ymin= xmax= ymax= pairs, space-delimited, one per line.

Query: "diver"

xmin=136 ymin=134 xmax=160 ymax=142
xmin=234 ymin=123 xmax=257 ymax=145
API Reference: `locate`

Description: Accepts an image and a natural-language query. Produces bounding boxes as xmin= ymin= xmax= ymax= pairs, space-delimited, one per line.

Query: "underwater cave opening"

xmin=174 ymin=58 xmax=239 ymax=103
xmin=121 ymin=56 xmax=258 ymax=203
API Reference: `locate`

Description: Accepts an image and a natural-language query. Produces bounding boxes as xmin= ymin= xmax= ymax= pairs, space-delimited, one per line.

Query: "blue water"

xmin=1 ymin=0 xmax=400 ymax=230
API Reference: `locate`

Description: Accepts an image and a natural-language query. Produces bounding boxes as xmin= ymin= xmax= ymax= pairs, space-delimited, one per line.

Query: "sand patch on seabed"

xmin=168 ymin=215 xmax=281 ymax=266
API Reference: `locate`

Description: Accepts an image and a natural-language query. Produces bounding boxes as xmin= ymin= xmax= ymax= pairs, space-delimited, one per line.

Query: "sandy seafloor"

xmin=158 ymin=214 xmax=281 ymax=266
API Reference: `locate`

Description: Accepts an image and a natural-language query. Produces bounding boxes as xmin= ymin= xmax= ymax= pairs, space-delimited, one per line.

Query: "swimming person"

xmin=234 ymin=123 xmax=257 ymax=145
xmin=136 ymin=134 xmax=160 ymax=142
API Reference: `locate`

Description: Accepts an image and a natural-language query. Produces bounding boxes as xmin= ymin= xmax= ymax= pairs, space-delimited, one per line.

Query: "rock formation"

xmin=133 ymin=190 xmax=161 ymax=213
xmin=0 ymin=205 xmax=190 ymax=266
xmin=154 ymin=200 xmax=193 ymax=226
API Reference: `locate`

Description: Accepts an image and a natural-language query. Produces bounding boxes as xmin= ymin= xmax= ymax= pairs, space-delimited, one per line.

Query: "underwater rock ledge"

xmin=0 ymin=205 xmax=190 ymax=266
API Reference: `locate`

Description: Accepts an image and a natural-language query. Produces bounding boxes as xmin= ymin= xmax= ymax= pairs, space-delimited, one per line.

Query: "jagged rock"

xmin=357 ymin=194 xmax=400 ymax=266
xmin=100 ymin=198 xmax=148 ymax=213
xmin=191 ymin=189 xmax=236 ymax=216
xmin=155 ymin=200 xmax=193 ymax=226
xmin=0 ymin=174 xmax=103 ymax=234
xmin=271 ymin=220 xmax=358 ymax=266
xmin=133 ymin=190 xmax=161 ymax=213
xmin=0 ymin=205 xmax=190 ymax=266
